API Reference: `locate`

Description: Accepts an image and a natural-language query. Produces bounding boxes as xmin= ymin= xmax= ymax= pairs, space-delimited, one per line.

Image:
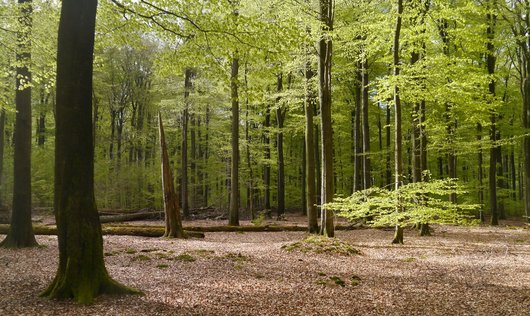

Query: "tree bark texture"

xmin=229 ymin=54 xmax=240 ymax=226
xmin=42 ymin=0 xmax=138 ymax=303
xmin=305 ymin=62 xmax=318 ymax=233
xmin=1 ymin=0 xmax=37 ymax=248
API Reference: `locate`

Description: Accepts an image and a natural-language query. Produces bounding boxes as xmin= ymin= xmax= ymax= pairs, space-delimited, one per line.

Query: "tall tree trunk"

xmin=1 ymin=0 xmax=37 ymax=248
xmin=392 ymin=0 xmax=404 ymax=244
xmin=276 ymin=73 xmax=285 ymax=218
xmin=244 ymin=66 xmax=254 ymax=218
xmin=264 ymin=102 xmax=271 ymax=211
xmin=486 ymin=5 xmax=498 ymax=225
xmin=353 ymin=65 xmax=363 ymax=192
xmin=319 ymin=0 xmax=334 ymax=237
xmin=229 ymin=54 xmax=240 ymax=226
xmin=361 ymin=59 xmax=371 ymax=189
xmin=204 ymin=105 xmax=210 ymax=207
xmin=305 ymin=62 xmax=318 ymax=233
xmin=41 ymin=0 xmax=138 ymax=302
xmin=0 ymin=109 xmax=5 ymax=207
xmin=386 ymin=104 xmax=392 ymax=187
xmin=477 ymin=123 xmax=485 ymax=222
xmin=181 ymin=68 xmax=193 ymax=218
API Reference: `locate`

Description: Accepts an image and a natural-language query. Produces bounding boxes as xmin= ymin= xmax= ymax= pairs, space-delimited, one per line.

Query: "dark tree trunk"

xmin=392 ymin=0 xmax=404 ymax=245
xmin=477 ymin=123 xmax=485 ymax=222
xmin=204 ymin=105 xmax=210 ymax=207
xmin=244 ymin=66 xmax=254 ymax=218
xmin=276 ymin=73 xmax=285 ymax=218
xmin=264 ymin=102 xmax=271 ymax=211
xmin=229 ymin=54 xmax=240 ymax=226
xmin=305 ymin=62 xmax=318 ymax=233
xmin=1 ymin=0 xmax=37 ymax=248
xmin=386 ymin=104 xmax=392 ymax=187
xmin=181 ymin=68 xmax=193 ymax=218
xmin=318 ymin=0 xmax=334 ymax=237
xmin=41 ymin=0 xmax=138 ymax=303
xmin=0 ymin=109 xmax=5 ymax=207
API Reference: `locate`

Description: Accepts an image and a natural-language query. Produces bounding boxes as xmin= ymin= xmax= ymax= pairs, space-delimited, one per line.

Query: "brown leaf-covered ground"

xmin=1 ymin=220 xmax=530 ymax=315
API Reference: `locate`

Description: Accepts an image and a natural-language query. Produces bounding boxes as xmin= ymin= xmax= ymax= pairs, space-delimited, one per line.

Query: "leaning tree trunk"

xmin=1 ymin=0 xmax=37 ymax=248
xmin=158 ymin=113 xmax=184 ymax=238
xmin=319 ymin=0 xmax=334 ymax=237
xmin=392 ymin=0 xmax=404 ymax=244
xmin=229 ymin=53 xmax=240 ymax=226
xmin=41 ymin=0 xmax=138 ymax=303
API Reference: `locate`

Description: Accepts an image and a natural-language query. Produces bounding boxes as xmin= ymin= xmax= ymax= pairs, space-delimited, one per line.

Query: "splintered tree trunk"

xmin=319 ymin=0 xmax=334 ymax=237
xmin=392 ymin=0 xmax=404 ymax=245
xmin=158 ymin=113 xmax=184 ymax=238
xmin=305 ymin=62 xmax=318 ymax=233
xmin=276 ymin=73 xmax=285 ymax=218
xmin=229 ymin=54 xmax=240 ymax=226
xmin=41 ymin=0 xmax=138 ymax=303
xmin=1 ymin=0 xmax=37 ymax=248
xmin=361 ymin=59 xmax=371 ymax=189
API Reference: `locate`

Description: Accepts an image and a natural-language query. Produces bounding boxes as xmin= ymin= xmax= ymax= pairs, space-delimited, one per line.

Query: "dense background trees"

xmin=0 ymin=0 xmax=529 ymax=234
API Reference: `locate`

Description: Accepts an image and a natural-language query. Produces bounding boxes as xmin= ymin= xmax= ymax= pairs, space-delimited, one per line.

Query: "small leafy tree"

xmin=328 ymin=177 xmax=480 ymax=243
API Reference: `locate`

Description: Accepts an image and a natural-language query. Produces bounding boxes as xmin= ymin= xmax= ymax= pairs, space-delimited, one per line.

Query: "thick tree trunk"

xmin=1 ymin=0 xmax=37 ymax=248
xmin=41 ymin=0 xmax=138 ymax=303
xmin=229 ymin=54 xmax=240 ymax=226
xmin=305 ymin=63 xmax=318 ymax=233
xmin=392 ymin=0 xmax=404 ymax=245
xmin=276 ymin=73 xmax=285 ymax=218
xmin=319 ymin=0 xmax=334 ymax=237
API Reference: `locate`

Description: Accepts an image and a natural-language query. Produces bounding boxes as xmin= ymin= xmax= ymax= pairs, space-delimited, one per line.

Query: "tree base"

xmin=0 ymin=233 xmax=38 ymax=249
xmin=392 ymin=226 xmax=404 ymax=244
xmin=419 ymin=223 xmax=431 ymax=236
xmin=41 ymin=273 xmax=141 ymax=304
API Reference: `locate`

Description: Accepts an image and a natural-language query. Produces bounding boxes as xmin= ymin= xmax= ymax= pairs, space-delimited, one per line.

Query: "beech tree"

xmin=41 ymin=0 xmax=138 ymax=303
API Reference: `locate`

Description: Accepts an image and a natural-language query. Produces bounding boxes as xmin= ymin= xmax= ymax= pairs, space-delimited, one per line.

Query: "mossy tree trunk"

xmin=1 ymin=0 xmax=37 ymax=249
xmin=41 ymin=0 xmax=138 ymax=303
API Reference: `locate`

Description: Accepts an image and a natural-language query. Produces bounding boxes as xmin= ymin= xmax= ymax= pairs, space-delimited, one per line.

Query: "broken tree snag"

xmin=158 ymin=112 xmax=185 ymax=238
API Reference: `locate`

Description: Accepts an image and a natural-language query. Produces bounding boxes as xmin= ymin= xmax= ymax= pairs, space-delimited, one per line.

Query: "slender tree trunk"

xmin=229 ymin=54 xmax=240 ymax=226
xmin=204 ymin=105 xmax=210 ymax=207
xmin=361 ymin=59 xmax=371 ymax=189
xmin=305 ymin=62 xmax=318 ymax=233
xmin=0 ymin=109 xmax=5 ymax=207
xmin=386 ymin=104 xmax=392 ymax=187
xmin=319 ymin=0 xmax=334 ymax=237
xmin=181 ymin=68 xmax=193 ymax=218
xmin=1 ymin=0 xmax=37 ymax=248
xmin=264 ymin=102 xmax=271 ymax=211
xmin=353 ymin=65 xmax=363 ymax=192
xmin=276 ymin=73 xmax=285 ymax=218
xmin=392 ymin=0 xmax=404 ymax=244
xmin=486 ymin=6 xmax=498 ymax=225
xmin=244 ymin=67 xmax=254 ymax=219
xmin=477 ymin=123 xmax=485 ymax=222
xmin=41 ymin=0 xmax=138 ymax=302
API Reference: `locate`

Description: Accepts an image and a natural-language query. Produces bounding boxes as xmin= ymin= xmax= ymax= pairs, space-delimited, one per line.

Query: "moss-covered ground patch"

xmin=281 ymin=235 xmax=360 ymax=256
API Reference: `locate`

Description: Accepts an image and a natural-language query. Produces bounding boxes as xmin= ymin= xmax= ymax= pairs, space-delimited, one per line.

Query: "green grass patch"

xmin=125 ymin=248 xmax=137 ymax=254
xmin=156 ymin=264 xmax=169 ymax=269
xmin=224 ymin=252 xmax=249 ymax=262
xmin=175 ymin=253 xmax=196 ymax=262
xmin=132 ymin=254 xmax=151 ymax=261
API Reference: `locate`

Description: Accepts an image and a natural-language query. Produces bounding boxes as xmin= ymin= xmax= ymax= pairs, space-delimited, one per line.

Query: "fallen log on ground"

xmin=99 ymin=211 xmax=164 ymax=223
xmin=0 ymin=224 xmax=204 ymax=239
xmin=99 ymin=223 xmax=358 ymax=232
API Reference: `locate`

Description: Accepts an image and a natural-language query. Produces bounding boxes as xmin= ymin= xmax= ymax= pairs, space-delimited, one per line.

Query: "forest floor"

xmin=1 ymin=214 xmax=530 ymax=315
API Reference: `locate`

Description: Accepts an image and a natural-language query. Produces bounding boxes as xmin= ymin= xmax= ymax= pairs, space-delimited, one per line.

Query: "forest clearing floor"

xmin=2 ymin=220 xmax=530 ymax=315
